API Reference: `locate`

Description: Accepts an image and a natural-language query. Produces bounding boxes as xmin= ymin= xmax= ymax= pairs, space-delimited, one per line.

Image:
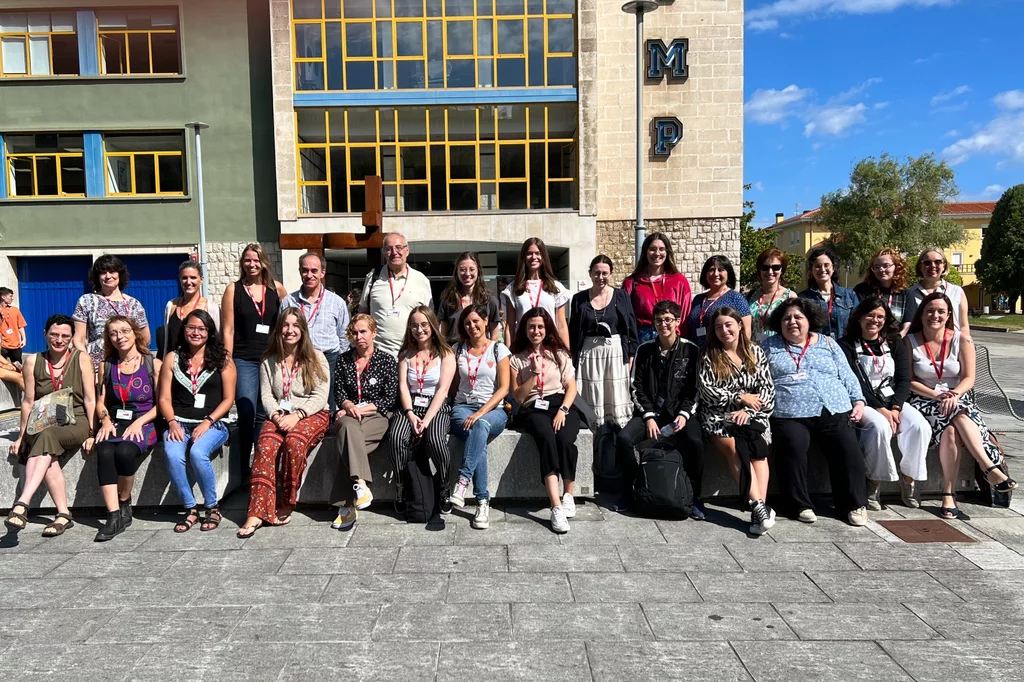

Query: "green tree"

xmin=978 ymin=184 xmax=1024 ymax=312
xmin=818 ymin=153 xmax=964 ymax=268
xmin=739 ymin=184 xmax=778 ymax=288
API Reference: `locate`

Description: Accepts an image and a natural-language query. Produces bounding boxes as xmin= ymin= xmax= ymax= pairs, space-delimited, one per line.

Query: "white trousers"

xmin=858 ymin=403 xmax=932 ymax=482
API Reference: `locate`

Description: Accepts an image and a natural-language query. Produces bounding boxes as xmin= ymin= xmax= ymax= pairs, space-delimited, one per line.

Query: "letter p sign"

xmin=652 ymin=117 xmax=683 ymax=157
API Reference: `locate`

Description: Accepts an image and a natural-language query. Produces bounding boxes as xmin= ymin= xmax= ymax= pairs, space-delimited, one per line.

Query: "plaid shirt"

xmin=853 ymin=283 xmax=907 ymax=327
xmin=281 ymin=287 xmax=350 ymax=354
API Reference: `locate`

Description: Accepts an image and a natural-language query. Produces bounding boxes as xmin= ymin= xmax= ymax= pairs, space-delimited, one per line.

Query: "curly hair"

xmin=843 ymin=297 xmax=901 ymax=344
xmin=44 ymin=313 xmax=75 ymax=335
xmin=346 ymin=313 xmax=378 ymax=343
xmin=174 ymin=309 xmax=228 ymax=371
xmin=767 ymin=297 xmax=828 ymax=336
xmin=89 ymin=254 xmax=129 ymax=293
xmin=862 ymin=248 xmax=909 ymax=292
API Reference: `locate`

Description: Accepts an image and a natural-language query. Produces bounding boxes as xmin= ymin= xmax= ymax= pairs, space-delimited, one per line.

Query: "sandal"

xmin=984 ymin=465 xmax=1018 ymax=493
xmin=200 ymin=507 xmax=222 ymax=532
xmin=41 ymin=513 xmax=74 ymax=537
xmin=4 ymin=502 xmax=29 ymax=531
xmin=175 ymin=508 xmax=200 ymax=533
xmin=274 ymin=514 xmax=292 ymax=527
xmin=236 ymin=520 xmax=262 ymax=538
xmin=939 ymin=493 xmax=971 ymax=521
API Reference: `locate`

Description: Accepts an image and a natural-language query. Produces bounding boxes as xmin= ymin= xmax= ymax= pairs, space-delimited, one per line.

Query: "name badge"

xmin=935 ymin=382 xmax=950 ymax=394
xmin=356 ymin=401 xmax=368 ymax=408
xmin=3 ymin=328 xmax=11 ymax=335
xmin=790 ymin=372 xmax=808 ymax=381
xmin=534 ymin=399 xmax=550 ymax=410
xmin=115 ymin=408 xmax=133 ymax=421
xmin=388 ymin=308 xmax=402 ymax=318
xmin=255 ymin=324 xmax=270 ymax=335
xmin=413 ymin=395 xmax=430 ymax=408
xmin=279 ymin=399 xmax=293 ymax=412
xmin=656 ymin=396 xmax=666 ymax=409
xmin=696 ymin=327 xmax=707 ymax=337
xmin=193 ymin=394 xmax=207 ymax=409
xmin=754 ymin=331 xmax=767 ymax=343
xmin=880 ymin=386 xmax=895 ymax=398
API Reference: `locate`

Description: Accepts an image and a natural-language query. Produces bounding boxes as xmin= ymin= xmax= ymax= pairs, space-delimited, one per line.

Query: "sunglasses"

xmin=921 ymin=259 xmax=944 ymax=267
xmin=758 ymin=264 xmax=783 ymax=273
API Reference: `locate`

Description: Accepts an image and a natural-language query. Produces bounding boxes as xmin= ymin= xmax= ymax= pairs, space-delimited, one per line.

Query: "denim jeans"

xmin=163 ymin=420 xmax=230 ymax=509
xmin=323 ymin=349 xmax=340 ymax=416
xmin=450 ymin=403 xmax=507 ymax=501
xmin=637 ymin=325 xmax=657 ymax=344
xmin=233 ymin=357 xmax=264 ymax=475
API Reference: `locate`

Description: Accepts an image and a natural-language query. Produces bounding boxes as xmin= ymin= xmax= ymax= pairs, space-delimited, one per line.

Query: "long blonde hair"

xmin=261 ymin=307 xmax=328 ymax=393
xmin=237 ymin=243 xmax=275 ymax=289
xmin=102 ymin=316 xmax=152 ymax=361
xmin=704 ymin=307 xmax=757 ymax=382
xmin=399 ymin=306 xmax=453 ymax=360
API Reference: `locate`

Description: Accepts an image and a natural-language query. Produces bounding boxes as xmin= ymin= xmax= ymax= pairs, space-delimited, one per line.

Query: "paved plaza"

xmin=1 ymin=331 xmax=1023 ymax=681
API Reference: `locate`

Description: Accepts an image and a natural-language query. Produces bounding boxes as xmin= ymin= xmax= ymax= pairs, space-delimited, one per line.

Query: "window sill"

xmin=297 ymin=208 xmax=578 ymax=218
xmin=0 ymin=74 xmax=185 ymax=85
xmin=3 ymin=195 xmax=190 ymax=204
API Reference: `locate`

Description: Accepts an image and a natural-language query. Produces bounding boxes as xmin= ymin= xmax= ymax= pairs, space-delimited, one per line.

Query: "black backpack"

xmin=631 ymin=443 xmax=693 ymax=520
xmin=404 ymin=453 xmax=439 ymax=523
xmin=592 ymin=421 xmax=622 ymax=493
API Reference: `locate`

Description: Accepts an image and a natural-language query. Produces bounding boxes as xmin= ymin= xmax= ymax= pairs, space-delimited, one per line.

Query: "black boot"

xmin=94 ymin=509 xmax=125 ymax=542
xmin=119 ymin=496 xmax=133 ymax=528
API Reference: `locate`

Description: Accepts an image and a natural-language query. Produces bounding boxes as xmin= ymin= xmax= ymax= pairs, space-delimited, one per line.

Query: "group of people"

xmin=0 ymin=233 xmax=1014 ymax=540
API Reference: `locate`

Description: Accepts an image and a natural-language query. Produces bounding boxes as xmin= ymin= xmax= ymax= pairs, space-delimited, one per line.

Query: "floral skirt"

xmin=907 ymin=393 xmax=1002 ymax=465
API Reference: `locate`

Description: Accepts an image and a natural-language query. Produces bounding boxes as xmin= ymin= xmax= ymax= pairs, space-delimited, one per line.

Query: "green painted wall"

xmin=0 ymin=0 xmax=277 ymax=247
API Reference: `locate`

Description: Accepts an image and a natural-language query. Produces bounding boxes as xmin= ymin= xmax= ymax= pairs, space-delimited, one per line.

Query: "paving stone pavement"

xmin=1 ymin=495 xmax=1024 ymax=681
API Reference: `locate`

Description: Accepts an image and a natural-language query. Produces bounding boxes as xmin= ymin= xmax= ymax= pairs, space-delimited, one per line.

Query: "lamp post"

xmin=185 ymin=121 xmax=210 ymax=298
xmin=621 ymin=0 xmax=659 ymax=265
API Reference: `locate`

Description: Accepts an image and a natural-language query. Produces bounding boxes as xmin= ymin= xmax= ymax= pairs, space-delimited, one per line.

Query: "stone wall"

xmin=205 ymin=241 xmax=283 ymax=300
xmin=596 ymin=217 xmax=741 ymax=285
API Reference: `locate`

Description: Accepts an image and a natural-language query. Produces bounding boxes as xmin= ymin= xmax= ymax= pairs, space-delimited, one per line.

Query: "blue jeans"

xmin=163 ymin=420 xmax=230 ymax=509
xmin=637 ymin=325 xmax=657 ymax=344
xmin=450 ymin=403 xmax=507 ymax=501
xmin=233 ymin=357 xmax=264 ymax=474
xmin=323 ymin=349 xmax=340 ymax=416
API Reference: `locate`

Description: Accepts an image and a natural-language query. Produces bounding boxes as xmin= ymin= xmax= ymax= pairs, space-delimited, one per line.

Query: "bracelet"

xmin=404 ymin=408 xmax=414 ymax=415
xmin=203 ymin=416 xmax=215 ymax=424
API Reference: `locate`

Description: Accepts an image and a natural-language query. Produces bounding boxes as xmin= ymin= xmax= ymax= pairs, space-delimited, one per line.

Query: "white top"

xmin=455 ymin=341 xmax=511 ymax=406
xmin=360 ymin=266 xmax=434 ymax=358
xmin=905 ymin=281 xmax=964 ymax=330
xmin=405 ymin=357 xmax=442 ymax=396
xmin=501 ymin=280 xmax=570 ymax=334
xmin=854 ymin=340 xmax=895 ymax=389
xmin=909 ymin=331 xmax=962 ymax=389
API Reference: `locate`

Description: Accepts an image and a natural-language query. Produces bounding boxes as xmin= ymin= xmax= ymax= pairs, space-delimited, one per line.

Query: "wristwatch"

xmin=558 ymin=405 xmax=570 ymax=414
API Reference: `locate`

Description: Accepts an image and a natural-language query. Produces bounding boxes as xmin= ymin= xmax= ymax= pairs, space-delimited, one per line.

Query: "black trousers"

xmin=94 ymin=440 xmax=145 ymax=487
xmin=1 ymin=347 xmax=22 ymax=364
xmin=771 ymin=410 xmax=868 ymax=516
xmin=616 ymin=413 xmax=704 ymax=499
xmin=517 ymin=394 xmax=581 ymax=482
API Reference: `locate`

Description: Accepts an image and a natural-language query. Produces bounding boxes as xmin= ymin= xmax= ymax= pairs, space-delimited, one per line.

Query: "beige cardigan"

xmin=259 ymin=350 xmax=330 ymax=417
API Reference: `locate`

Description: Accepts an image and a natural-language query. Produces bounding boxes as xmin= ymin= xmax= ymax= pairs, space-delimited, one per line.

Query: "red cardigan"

xmin=623 ymin=271 xmax=693 ymax=335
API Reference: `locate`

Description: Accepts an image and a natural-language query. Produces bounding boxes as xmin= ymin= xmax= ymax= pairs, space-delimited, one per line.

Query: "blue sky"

xmin=744 ymin=0 xmax=1024 ymax=228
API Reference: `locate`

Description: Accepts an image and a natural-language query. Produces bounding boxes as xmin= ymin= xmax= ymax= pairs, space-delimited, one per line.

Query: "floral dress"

xmin=73 ymin=293 xmax=149 ymax=366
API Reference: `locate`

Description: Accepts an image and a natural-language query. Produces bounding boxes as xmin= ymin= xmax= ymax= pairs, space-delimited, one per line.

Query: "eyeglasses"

xmin=409 ymin=322 xmax=431 ymax=331
xmin=184 ymin=325 xmax=209 ymax=334
xmin=108 ymin=330 xmax=134 ymax=339
xmin=385 ymin=245 xmax=408 ymax=254
xmin=872 ymin=263 xmax=895 ymax=271
xmin=758 ymin=264 xmax=783 ymax=273
xmin=654 ymin=318 xmax=677 ymax=327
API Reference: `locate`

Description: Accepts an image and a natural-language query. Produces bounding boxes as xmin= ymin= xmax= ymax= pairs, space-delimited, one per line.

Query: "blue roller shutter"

xmin=117 ymin=254 xmax=191 ymax=351
xmin=16 ymin=257 xmax=91 ymax=353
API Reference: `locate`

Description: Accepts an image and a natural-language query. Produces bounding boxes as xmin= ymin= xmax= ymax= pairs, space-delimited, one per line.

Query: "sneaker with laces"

xmin=440 ymin=490 xmax=453 ymax=515
xmin=561 ymin=493 xmax=576 ymax=518
xmin=472 ymin=500 xmax=490 ymax=529
xmin=798 ymin=508 xmax=817 ymax=524
xmin=394 ymin=485 xmax=406 ymax=515
xmin=451 ymin=478 xmax=469 ymax=509
xmin=750 ymin=500 xmax=776 ymax=535
xmin=866 ymin=482 xmax=883 ymax=511
xmin=353 ymin=482 xmax=373 ymax=510
xmin=550 ymin=505 xmax=570 ymax=534
xmin=847 ymin=506 xmax=869 ymax=527
xmin=331 ymin=505 xmax=357 ymax=530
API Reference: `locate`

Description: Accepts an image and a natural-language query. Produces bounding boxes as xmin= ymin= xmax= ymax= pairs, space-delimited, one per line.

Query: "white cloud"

xmin=983 ymin=184 xmax=1005 ymax=198
xmin=994 ymin=90 xmax=1024 ymax=110
xmin=838 ymin=77 xmax=882 ymax=101
xmin=931 ymin=85 xmax=970 ymax=106
xmin=942 ymin=113 xmax=1024 ymax=166
xmin=753 ymin=181 xmax=766 ymax=191
xmin=944 ymin=129 xmax=960 ymax=138
xmin=804 ymin=103 xmax=868 ymax=137
xmin=874 ymin=102 xmax=890 ymax=109
xmin=746 ymin=0 xmax=957 ymax=32
xmin=745 ymin=84 xmax=814 ymax=124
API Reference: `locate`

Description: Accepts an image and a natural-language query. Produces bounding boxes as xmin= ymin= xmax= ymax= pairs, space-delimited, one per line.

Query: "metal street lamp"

xmin=185 ymin=121 xmax=210 ymax=297
xmin=622 ymin=0 xmax=659 ymax=265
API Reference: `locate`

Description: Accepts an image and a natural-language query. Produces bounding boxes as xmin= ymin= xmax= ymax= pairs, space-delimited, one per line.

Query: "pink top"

xmin=623 ymin=271 xmax=693 ymax=333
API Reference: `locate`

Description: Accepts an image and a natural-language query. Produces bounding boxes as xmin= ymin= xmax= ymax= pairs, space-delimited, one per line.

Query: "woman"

xmin=763 ymin=298 xmax=869 ymax=526
xmin=905 ymin=248 xmax=970 ymax=335
xmin=796 ymin=247 xmax=859 ymax=339
xmin=436 ymin=252 xmax=501 ymax=345
xmin=221 ymin=243 xmax=288 ymax=478
xmin=388 ymin=307 xmax=456 ymax=516
xmin=502 ymin=238 xmax=571 ymax=347
xmin=509 ymin=308 xmax=582 ymax=534
xmin=569 ymin=255 xmax=638 ymax=428
xmin=4 ymin=315 xmax=95 ymax=537
xmin=623 ymin=232 xmax=692 ymax=343
xmin=697 ymin=308 xmax=776 ymax=535
xmin=853 ymin=248 xmax=910 ymax=330
xmin=329 ymin=314 xmax=398 ymax=531
xmin=237 ymin=309 xmax=331 ymax=537
xmin=449 ymin=304 xmax=511 ymax=530
xmin=686 ymin=255 xmax=751 ymax=348
xmin=158 ymin=309 xmax=236 ymax=533
xmin=161 ymin=260 xmax=220 ymax=359
xmin=73 ymin=255 xmax=150 ymax=368
xmin=840 ymin=298 xmax=931 ymax=510
xmin=92 ymin=317 xmax=160 ymax=542
xmin=746 ymin=248 xmax=797 ymax=343
xmin=906 ymin=292 xmax=1014 ymax=519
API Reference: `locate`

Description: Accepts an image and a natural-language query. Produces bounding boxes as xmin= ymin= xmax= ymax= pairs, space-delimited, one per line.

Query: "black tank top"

xmin=232 ymin=280 xmax=279 ymax=361
xmin=170 ymin=353 xmax=224 ymax=421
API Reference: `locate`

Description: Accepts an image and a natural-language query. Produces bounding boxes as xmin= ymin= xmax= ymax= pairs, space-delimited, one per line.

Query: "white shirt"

xmin=360 ymin=265 xmax=433 ymax=358
xmin=501 ymin=280 xmax=570 ymax=335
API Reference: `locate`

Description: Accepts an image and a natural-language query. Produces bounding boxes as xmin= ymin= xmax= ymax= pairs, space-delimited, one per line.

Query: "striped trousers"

xmin=387 ymin=398 xmax=452 ymax=482
xmin=247 ymin=411 xmax=330 ymax=523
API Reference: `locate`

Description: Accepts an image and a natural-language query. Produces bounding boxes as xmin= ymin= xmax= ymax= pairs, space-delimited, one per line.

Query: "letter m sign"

xmin=645 ymin=38 xmax=689 ymax=81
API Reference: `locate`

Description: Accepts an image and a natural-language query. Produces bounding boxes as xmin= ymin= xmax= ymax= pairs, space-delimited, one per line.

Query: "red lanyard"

xmin=388 ymin=270 xmax=408 ymax=308
xmin=786 ymin=338 xmax=811 ymax=372
xmin=529 ymin=280 xmax=543 ymax=309
xmin=46 ymin=351 xmax=70 ymax=391
xmin=413 ymin=353 xmax=429 ymax=394
xmin=924 ymin=331 xmax=949 ymax=383
xmin=305 ymin=287 xmax=325 ymax=326
xmin=827 ymin=289 xmax=835 ymax=316
xmin=535 ymin=351 xmax=546 ymax=396
xmin=105 ymin=297 xmax=127 ymax=316
xmin=176 ymin=296 xmax=202 ymax=320
xmin=244 ymin=284 xmax=266 ymax=320
xmin=355 ymin=356 xmax=368 ymax=402
xmin=188 ymin=357 xmax=202 ymax=396
xmin=281 ymin=359 xmax=298 ymax=399
xmin=758 ymin=289 xmax=780 ymax=330
xmin=698 ymin=294 xmax=721 ymax=326
xmin=111 ymin=362 xmax=133 ymax=405
xmin=861 ymin=340 xmax=885 ymax=373
xmin=466 ymin=345 xmax=486 ymax=390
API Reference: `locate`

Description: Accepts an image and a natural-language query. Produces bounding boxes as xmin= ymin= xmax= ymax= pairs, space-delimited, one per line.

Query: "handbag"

xmin=26 ymin=388 xmax=76 ymax=435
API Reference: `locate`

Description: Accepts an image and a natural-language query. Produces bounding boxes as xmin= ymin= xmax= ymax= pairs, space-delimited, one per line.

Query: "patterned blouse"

xmin=697 ymin=345 xmax=775 ymax=442
xmin=334 ymin=347 xmax=398 ymax=415
xmin=762 ymin=333 xmax=865 ymax=419
xmin=685 ymin=289 xmax=751 ymax=349
xmin=73 ymin=293 xmax=149 ymax=366
xmin=747 ymin=286 xmax=794 ymax=341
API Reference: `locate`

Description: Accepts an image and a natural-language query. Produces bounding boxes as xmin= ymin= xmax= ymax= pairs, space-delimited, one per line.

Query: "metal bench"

xmin=973 ymin=344 xmax=1024 ymax=422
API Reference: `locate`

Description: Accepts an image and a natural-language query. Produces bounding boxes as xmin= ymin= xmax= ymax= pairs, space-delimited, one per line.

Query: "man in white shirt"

xmin=359 ymin=233 xmax=433 ymax=357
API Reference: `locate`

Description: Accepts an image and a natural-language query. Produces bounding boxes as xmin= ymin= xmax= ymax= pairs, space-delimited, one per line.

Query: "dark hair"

xmin=844 ymin=297 xmax=901 ymax=343
xmin=629 ymin=231 xmax=679 ymax=280
xmin=755 ymin=248 xmax=789 ymax=276
xmin=705 ymin=307 xmax=757 ymax=380
xmin=589 ymin=255 xmax=614 ymax=272
xmin=178 ymin=259 xmax=204 ymax=278
xmin=174 ymin=309 xmax=228 ymax=371
xmin=511 ymin=307 xmax=570 ymax=357
xmin=652 ymin=300 xmax=682 ymax=320
xmin=441 ymin=252 xmax=491 ymax=314
xmin=89 ymin=254 xmax=129 ymax=293
xmin=457 ymin=303 xmax=491 ymax=342
xmin=806 ymin=246 xmax=839 ymax=289
xmin=908 ymin=292 xmax=955 ymax=335
xmin=512 ymin=238 xmax=560 ymax=296
xmin=44 ymin=313 xmax=75 ymax=334
xmin=299 ymin=251 xmax=326 ymax=270
xmin=0 ymin=287 xmax=12 ymax=298
xmin=767 ymin=297 xmax=827 ymax=336
xmin=700 ymin=255 xmax=738 ymax=290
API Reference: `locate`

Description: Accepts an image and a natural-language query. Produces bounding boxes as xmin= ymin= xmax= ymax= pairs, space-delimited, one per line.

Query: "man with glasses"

xmin=358 ymin=233 xmax=433 ymax=358
xmin=282 ymin=252 xmax=350 ymax=414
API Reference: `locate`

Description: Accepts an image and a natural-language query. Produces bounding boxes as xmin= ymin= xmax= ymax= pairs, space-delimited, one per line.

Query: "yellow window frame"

xmin=103 ymin=150 xmax=185 ymax=196
xmin=0 ymin=22 xmax=76 ymax=78
xmin=97 ymin=26 xmax=180 ymax=75
xmin=5 ymin=152 xmax=85 ymax=197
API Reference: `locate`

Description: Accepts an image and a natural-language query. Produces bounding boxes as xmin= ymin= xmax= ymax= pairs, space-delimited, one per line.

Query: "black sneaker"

xmin=394 ymin=485 xmax=406 ymax=515
xmin=94 ymin=510 xmax=125 ymax=542
xmin=440 ymin=491 xmax=453 ymax=515
xmin=119 ymin=496 xmax=133 ymax=528
xmin=750 ymin=500 xmax=776 ymax=535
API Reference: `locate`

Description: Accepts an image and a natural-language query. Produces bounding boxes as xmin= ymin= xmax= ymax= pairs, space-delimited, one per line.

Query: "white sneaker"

xmin=561 ymin=493 xmax=576 ymax=519
xmin=451 ymin=478 xmax=469 ymax=509
xmin=798 ymin=508 xmax=817 ymax=524
xmin=472 ymin=500 xmax=490 ymax=530
xmin=550 ymin=506 xmax=570 ymax=534
xmin=353 ymin=482 xmax=373 ymax=510
xmin=331 ymin=505 xmax=357 ymax=530
xmin=848 ymin=506 xmax=869 ymax=527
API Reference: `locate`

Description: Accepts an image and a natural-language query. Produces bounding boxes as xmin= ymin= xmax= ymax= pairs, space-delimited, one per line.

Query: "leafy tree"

xmin=978 ymin=184 xmax=1024 ymax=312
xmin=818 ymin=153 xmax=964 ymax=268
xmin=739 ymin=184 xmax=778 ymax=288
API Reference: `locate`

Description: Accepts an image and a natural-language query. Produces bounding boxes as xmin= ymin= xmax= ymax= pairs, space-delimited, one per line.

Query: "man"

xmin=282 ymin=252 xmax=350 ymax=414
xmin=359 ymin=233 xmax=433 ymax=358
xmin=0 ymin=287 xmax=27 ymax=367
xmin=616 ymin=300 xmax=707 ymax=519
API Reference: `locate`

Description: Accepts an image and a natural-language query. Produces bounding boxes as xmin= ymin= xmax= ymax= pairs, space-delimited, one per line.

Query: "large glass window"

xmin=5 ymin=134 xmax=86 ymax=198
xmin=98 ymin=8 xmax=181 ymax=75
xmin=292 ymin=0 xmax=575 ymax=90
xmin=295 ymin=103 xmax=577 ymax=213
xmin=104 ymin=132 xmax=186 ymax=195
xmin=0 ymin=12 xmax=79 ymax=77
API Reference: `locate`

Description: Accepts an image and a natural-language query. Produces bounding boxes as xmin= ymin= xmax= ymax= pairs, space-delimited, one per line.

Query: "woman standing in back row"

xmin=73 ymin=255 xmax=150 ymax=369
xmin=904 ymin=247 xmax=970 ymax=336
xmin=161 ymin=260 xmax=220 ymax=359
xmin=623 ymin=232 xmax=692 ymax=344
xmin=502 ymin=238 xmax=571 ymax=347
